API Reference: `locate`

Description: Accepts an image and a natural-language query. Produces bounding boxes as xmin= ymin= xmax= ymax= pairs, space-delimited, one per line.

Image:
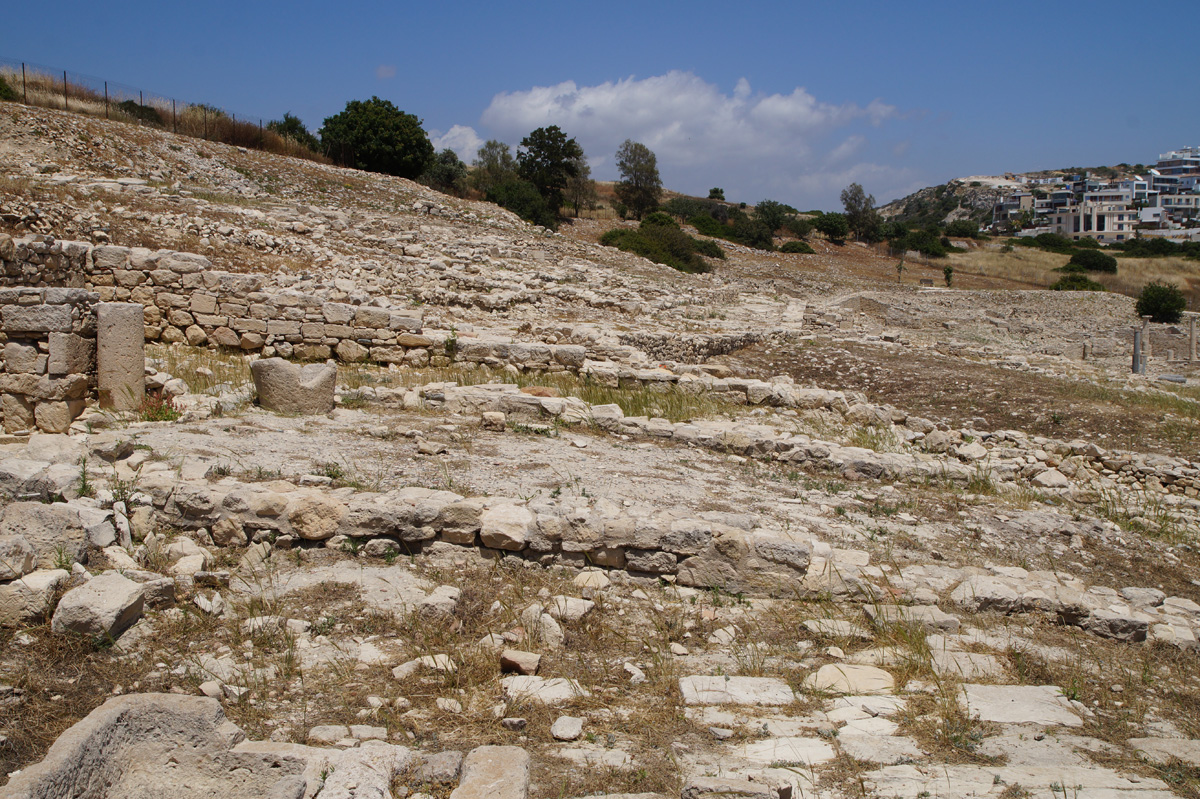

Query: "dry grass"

xmin=950 ymin=246 xmax=1200 ymax=304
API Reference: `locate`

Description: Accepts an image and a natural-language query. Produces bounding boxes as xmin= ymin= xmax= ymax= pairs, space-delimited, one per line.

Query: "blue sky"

xmin=7 ymin=0 xmax=1196 ymax=209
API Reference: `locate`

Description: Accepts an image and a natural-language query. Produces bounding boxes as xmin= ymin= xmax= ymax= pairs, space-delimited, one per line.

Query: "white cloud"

xmin=451 ymin=71 xmax=908 ymax=208
xmin=375 ymin=64 xmax=396 ymax=80
xmin=430 ymin=125 xmax=484 ymax=161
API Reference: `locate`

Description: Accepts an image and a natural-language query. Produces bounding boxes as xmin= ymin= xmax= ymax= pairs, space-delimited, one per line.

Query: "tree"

xmin=319 ymin=97 xmax=434 ymax=179
xmin=708 ymin=187 xmax=725 ymax=201
xmin=564 ymin=155 xmax=597 ymax=218
xmin=840 ymin=182 xmax=882 ymax=242
xmin=268 ymin=112 xmax=320 ymax=152
xmin=470 ymin=139 xmax=517 ymax=195
xmin=815 ymin=212 xmax=850 ymax=244
xmin=487 ymin=180 xmax=557 ymax=230
xmin=753 ymin=199 xmax=795 ymax=235
xmin=517 ymin=125 xmax=583 ymax=216
xmin=613 ymin=140 xmax=662 ymax=220
xmin=1136 ymin=281 xmax=1187 ymax=322
xmin=419 ymin=149 xmax=468 ymax=196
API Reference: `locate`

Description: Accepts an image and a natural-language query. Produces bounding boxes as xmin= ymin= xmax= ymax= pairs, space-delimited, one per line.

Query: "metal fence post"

xmin=104 ymin=81 xmax=108 ymax=118
xmin=63 ymin=70 xmax=68 ymax=111
xmin=21 ymin=63 xmax=27 ymax=104
xmin=203 ymin=106 xmax=207 ymax=139
xmin=172 ymin=98 xmax=176 ymax=133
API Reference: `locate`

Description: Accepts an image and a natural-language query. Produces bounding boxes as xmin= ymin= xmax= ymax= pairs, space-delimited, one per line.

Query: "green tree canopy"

xmin=752 ymin=199 xmax=796 ymax=235
xmin=708 ymin=187 xmax=725 ymax=201
xmin=419 ymin=149 xmax=468 ymax=196
xmin=517 ymin=125 xmax=583 ymax=216
xmin=319 ymin=97 xmax=434 ymax=179
xmin=470 ymin=139 xmax=517 ymax=195
xmin=815 ymin=212 xmax=850 ymax=244
xmin=613 ymin=140 xmax=663 ymax=220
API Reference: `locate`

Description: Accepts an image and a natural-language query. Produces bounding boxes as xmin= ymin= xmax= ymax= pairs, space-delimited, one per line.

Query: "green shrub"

xmin=1135 ymin=281 xmax=1187 ymax=323
xmin=692 ymin=238 xmax=725 ymax=260
xmin=1050 ymin=273 xmax=1106 ymax=292
xmin=599 ymin=215 xmax=721 ymax=273
xmin=783 ymin=217 xmax=813 ymax=239
xmin=487 ymin=179 xmax=557 ymax=229
xmin=0 ymin=75 xmax=17 ymax=102
xmin=1068 ymin=249 xmax=1118 ymax=274
xmin=640 ymin=211 xmax=677 ymax=229
xmin=945 ymin=219 xmax=979 ymax=238
xmin=780 ymin=240 xmax=815 ymax=254
xmin=1034 ymin=233 xmax=1076 ymax=253
xmin=689 ymin=214 xmax=728 ymax=238
xmin=891 ymin=228 xmax=948 ymax=258
xmin=117 ymin=100 xmax=164 ymax=127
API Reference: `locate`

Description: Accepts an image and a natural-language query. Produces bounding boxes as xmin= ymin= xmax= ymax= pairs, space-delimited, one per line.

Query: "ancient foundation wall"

xmin=0 ymin=287 xmax=97 ymax=433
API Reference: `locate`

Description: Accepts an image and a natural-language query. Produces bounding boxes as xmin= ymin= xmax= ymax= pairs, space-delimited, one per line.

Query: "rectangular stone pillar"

xmin=96 ymin=303 xmax=145 ymax=411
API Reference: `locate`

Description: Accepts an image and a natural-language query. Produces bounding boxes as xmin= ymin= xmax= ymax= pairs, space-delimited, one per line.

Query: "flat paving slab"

xmin=962 ymin=684 xmax=1082 ymax=727
xmin=679 ymin=676 xmax=795 ymax=706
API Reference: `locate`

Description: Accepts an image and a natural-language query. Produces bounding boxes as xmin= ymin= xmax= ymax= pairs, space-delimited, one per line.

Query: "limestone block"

xmin=0 ymin=502 xmax=93 ymax=567
xmin=354 ymin=307 xmax=390 ymax=328
xmin=0 ymin=533 xmax=36 ymax=579
xmin=0 ymin=569 xmax=69 ymax=626
xmin=250 ymin=358 xmax=335 ymax=415
xmin=335 ymin=339 xmax=368 ymax=362
xmin=52 ymin=571 xmax=145 ymax=639
xmin=47 ymin=333 xmax=96 ymax=376
xmin=1 ymin=392 xmax=35 ymax=433
xmin=480 ymin=505 xmax=533 ymax=551
xmin=962 ymin=684 xmax=1082 ymax=727
xmin=287 ymin=491 xmax=348 ymax=540
xmin=803 ymin=664 xmax=894 ymax=695
xmin=91 ymin=245 xmax=132 ymax=269
xmin=449 ymin=745 xmax=529 ymax=799
xmin=96 ymin=303 xmax=145 ymax=412
xmin=162 ymin=252 xmax=211 ymax=274
xmin=34 ymin=399 xmax=85 ymax=433
xmin=625 ymin=548 xmax=678 ymax=574
xmin=210 ymin=327 xmax=240 ymax=349
xmin=5 ymin=341 xmax=43 ymax=372
xmin=322 ymin=302 xmax=355 ymax=324
xmin=2 ymin=304 xmax=73 ymax=334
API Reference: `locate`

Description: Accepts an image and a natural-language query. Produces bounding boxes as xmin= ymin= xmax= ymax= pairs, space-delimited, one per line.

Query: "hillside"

xmin=2 ymin=101 xmax=1200 ymax=799
xmin=879 ymin=161 xmax=1151 ymax=228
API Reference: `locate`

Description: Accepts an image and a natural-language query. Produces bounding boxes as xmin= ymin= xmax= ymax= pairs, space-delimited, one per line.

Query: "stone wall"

xmin=0 ymin=287 xmax=97 ymax=433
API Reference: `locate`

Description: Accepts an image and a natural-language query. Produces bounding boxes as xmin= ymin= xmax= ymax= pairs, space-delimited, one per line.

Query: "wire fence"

xmin=0 ymin=56 xmax=326 ymax=162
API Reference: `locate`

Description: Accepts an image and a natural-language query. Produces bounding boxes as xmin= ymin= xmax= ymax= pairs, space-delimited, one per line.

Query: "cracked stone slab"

xmin=679 ymin=676 xmax=795 ymax=706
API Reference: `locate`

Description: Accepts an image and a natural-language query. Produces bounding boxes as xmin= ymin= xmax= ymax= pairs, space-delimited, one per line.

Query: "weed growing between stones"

xmin=138 ymin=391 xmax=182 ymax=422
